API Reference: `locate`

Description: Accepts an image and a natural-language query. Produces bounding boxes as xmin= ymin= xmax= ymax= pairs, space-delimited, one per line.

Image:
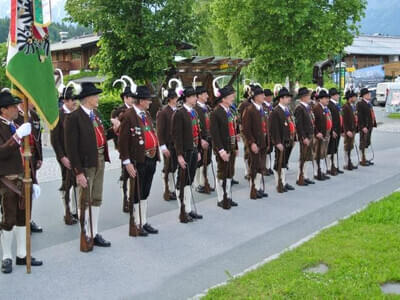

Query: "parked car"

xmin=376 ymin=82 xmax=400 ymax=106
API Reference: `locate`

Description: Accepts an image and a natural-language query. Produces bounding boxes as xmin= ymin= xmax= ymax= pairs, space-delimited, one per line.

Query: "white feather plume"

xmin=55 ymin=68 xmax=65 ymax=95
xmin=192 ymin=76 xmax=198 ymax=89
xmin=168 ymin=78 xmax=184 ymax=97
xmin=273 ymin=84 xmax=283 ymax=97
xmin=121 ymin=75 xmax=137 ymax=94
xmin=212 ymin=75 xmax=228 ymax=97
xmin=161 ymin=87 xmax=169 ymax=100
xmin=113 ymin=79 xmax=127 ymax=91
xmin=64 ymin=81 xmax=82 ymax=99
xmin=1 ymin=88 xmax=10 ymax=93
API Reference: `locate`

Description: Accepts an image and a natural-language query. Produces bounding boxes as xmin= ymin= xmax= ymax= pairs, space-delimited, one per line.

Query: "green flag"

xmin=7 ymin=0 xmax=58 ymax=129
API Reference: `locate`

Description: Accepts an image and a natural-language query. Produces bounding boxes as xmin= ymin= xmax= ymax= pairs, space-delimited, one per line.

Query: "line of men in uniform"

xmin=0 ymin=76 xmax=376 ymax=272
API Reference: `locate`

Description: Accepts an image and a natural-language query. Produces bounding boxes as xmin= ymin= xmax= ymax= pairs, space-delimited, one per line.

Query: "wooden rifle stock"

xmin=80 ymin=175 xmax=93 ymax=252
xmin=163 ymin=154 xmax=171 ymax=201
xmin=277 ymin=149 xmax=284 ymax=193
xmin=203 ymin=147 xmax=211 ymax=194
xmin=178 ymin=165 xmax=188 ymax=222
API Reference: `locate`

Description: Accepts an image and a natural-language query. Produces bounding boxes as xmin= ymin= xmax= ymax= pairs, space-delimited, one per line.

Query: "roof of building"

xmin=345 ymin=35 xmax=400 ymax=56
xmin=51 ymin=34 xmax=100 ymax=52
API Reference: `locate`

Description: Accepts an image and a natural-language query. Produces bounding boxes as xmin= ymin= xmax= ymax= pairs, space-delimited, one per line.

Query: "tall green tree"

xmin=209 ymin=0 xmax=366 ymax=87
xmin=0 ymin=43 xmax=10 ymax=88
xmin=65 ymin=0 xmax=200 ymax=88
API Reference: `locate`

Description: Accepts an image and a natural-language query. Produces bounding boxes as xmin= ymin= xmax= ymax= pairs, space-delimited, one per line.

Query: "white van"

xmin=376 ymin=82 xmax=400 ymax=105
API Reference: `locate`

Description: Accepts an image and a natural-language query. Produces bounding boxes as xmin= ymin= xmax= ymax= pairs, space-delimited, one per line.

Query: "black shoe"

xmin=304 ymin=179 xmax=315 ymax=185
xmin=337 ymin=169 xmax=344 ymax=174
xmin=323 ymin=174 xmax=330 ymax=180
xmin=268 ymin=169 xmax=274 ymax=175
xmin=285 ymin=184 xmax=295 ymax=191
xmin=169 ymin=192 xmax=177 ymax=200
xmin=231 ymin=179 xmax=239 ymax=185
xmin=244 ymin=175 xmax=250 ymax=181
xmin=16 ymin=256 xmax=43 ymax=266
xmin=30 ymin=221 xmax=43 ymax=233
xmin=93 ymin=234 xmax=111 ymax=247
xmin=368 ymin=160 xmax=374 ymax=166
xmin=1 ymin=259 xmax=12 ymax=274
xmin=189 ymin=211 xmax=203 ymax=219
xmin=196 ymin=186 xmax=207 ymax=194
xmin=258 ymin=190 xmax=268 ymax=198
xmin=256 ymin=190 xmax=263 ymax=199
xmin=72 ymin=213 xmax=79 ymax=220
xmin=138 ymin=227 xmax=149 ymax=236
xmin=143 ymin=223 xmax=158 ymax=234
xmin=229 ymin=199 xmax=238 ymax=206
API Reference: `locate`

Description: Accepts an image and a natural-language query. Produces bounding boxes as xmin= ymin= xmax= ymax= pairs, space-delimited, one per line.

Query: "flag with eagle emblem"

xmin=6 ymin=0 xmax=58 ymax=129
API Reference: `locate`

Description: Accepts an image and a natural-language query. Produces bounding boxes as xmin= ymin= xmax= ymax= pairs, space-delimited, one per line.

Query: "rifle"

xmin=330 ymin=137 xmax=338 ymax=175
xmin=128 ymin=175 xmax=139 ymax=236
xmin=64 ymin=169 xmax=73 ymax=224
xmin=298 ymin=140 xmax=306 ymax=185
xmin=222 ymin=152 xmax=231 ymax=209
xmin=202 ymin=147 xmax=211 ymax=194
xmin=277 ymin=149 xmax=284 ymax=193
xmin=250 ymin=152 xmax=258 ymax=199
xmin=80 ymin=175 xmax=93 ymax=252
xmin=316 ymin=137 xmax=322 ymax=178
xmin=163 ymin=154 xmax=171 ymax=201
xmin=178 ymin=162 xmax=189 ymax=223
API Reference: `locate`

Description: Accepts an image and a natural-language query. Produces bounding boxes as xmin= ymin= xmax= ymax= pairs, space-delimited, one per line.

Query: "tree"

xmin=65 ymin=0 xmax=200 ymax=89
xmin=0 ymin=43 xmax=10 ymax=88
xmin=209 ymin=0 xmax=367 ymax=88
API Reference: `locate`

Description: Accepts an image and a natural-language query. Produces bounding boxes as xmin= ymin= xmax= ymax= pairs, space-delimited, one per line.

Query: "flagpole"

xmin=22 ymin=95 xmax=32 ymax=274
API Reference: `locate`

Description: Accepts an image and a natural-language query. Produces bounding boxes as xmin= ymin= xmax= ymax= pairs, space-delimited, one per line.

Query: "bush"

xmin=98 ymin=91 xmax=121 ymax=130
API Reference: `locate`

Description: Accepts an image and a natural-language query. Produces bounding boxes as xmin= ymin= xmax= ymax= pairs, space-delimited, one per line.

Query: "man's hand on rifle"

xmin=303 ymin=138 xmax=310 ymax=146
xmin=60 ymin=156 xmax=71 ymax=169
xmin=201 ymin=139 xmax=209 ymax=150
xmin=362 ymin=127 xmax=368 ymax=134
xmin=251 ymin=143 xmax=259 ymax=154
xmin=125 ymin=163 xmax=137 ymax=178
xmin=162 ymin=148 xmax=170 ymax=158
xmin=346 ymin=131 xmax=353 ymax=138
xmin=178 ymin=155 xmax=186 ymax=169
xmin=316 ymin=132 xmax=323 ymax=140
xmin=332 ymin=131 xmax=338 ymax=139
xmin=219 ymin=150 xmax=230 ymax=162
xmin=111 ymin=118 xmax=120 ymax=133
xmin=36 ymin=160 xmax=42 ymax=170
xmin=76 ymin=173 xmax=88 ymax=188
xmin=276 ymin=143 xmax=284 ymax=152
xmin=197 ymin=152 xmax=201 ymax=162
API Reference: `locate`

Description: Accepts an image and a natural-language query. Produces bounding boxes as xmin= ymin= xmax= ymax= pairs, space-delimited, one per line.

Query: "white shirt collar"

xmin=300 ymin=101 xmax=309 ymax=108
xmin=278 ymin=103 xmax=287 ymax=111
xmin=363 ymin=98 xmax=369 ymax=103
xmin=168 ymin=104 xmax=177 ymax=111
xmin=197 ymin=101 xmax=206 ymax=108
xmin=0 ymin=116 xmax=12 ymax=125
xmin=219 ymin=103 xmax=229 ymax=112
xmin=80 ymin=104 xmax=92 ymax=117
xmin=62 ymin=104 xmax=71 ymax=114
xmin=183 ymin=104 xmax=192 ymax=112
xmin=125 ymin=103 xmax=132 ymax=109
xmin=319 ymin=102 xmax=326 ymax=109
xmin=330 ymin=98 xmax=337 ymax=105
xmin=133 ymin=104 xmax=145 ymax=116
xmin=251 ymin=100 xmax=261 ymax=110
xmin=264 ymin=101 xmax=272 ymax=107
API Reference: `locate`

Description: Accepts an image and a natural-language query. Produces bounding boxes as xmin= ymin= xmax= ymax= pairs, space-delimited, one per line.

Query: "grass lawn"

xmin=204 ymin=192 xmax=400 ymax=299
xmin=387 ymin=113 xmax=400 ymax=119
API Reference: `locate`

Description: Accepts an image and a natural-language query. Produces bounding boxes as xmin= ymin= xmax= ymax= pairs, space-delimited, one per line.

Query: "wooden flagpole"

xmin=22 ymin=95 xmax=32 ymax=273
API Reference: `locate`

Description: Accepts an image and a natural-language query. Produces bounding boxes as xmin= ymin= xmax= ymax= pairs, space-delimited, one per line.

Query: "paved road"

xmin=0 ymin=107 xmax=399 ymax=300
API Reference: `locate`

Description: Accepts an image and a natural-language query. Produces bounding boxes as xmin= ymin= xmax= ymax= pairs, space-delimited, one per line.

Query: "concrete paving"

xmin=0 ymin=107 xmax=399 ymax=299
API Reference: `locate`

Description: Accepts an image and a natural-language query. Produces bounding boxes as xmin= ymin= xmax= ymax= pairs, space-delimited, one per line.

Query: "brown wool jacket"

xmin=210 ymin=105 xmax=238 ymax=153
xmin=119 ymin=108 xmax=159 ymax=164
xmin=0 ymin=120 xmax=23 ymax=176
xmin=65 ymin=106 xmax=110 ymax=175
xmin=294 ymin=103 xmax=314 ymax=140
xmin=156 ymin=105 xmax=175 ymax=148
xmin=342 ymin=102 xmax=358 ymax=133
xmin=194 ymin=103 xmax=211 ymax=140
xmin=357 ymin=99 xmax=377 ymax=130
xmin=172 ymin=106 xmax=201 ymax=156
xmin=50 ymin=107 xmax=69 ymax=161
xmin=269 ymin=105 xmax=291 ymax=145
xmin=242 ymin=102 xmax=267 ymax=149
xmin=313 ymin=104 xmax=329 ymax=137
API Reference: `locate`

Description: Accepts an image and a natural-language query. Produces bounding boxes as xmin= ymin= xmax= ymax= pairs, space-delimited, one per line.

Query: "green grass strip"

xmin=387 ymin=113 xmax=400 ymax=119
xmin=204 ymin=192 xmax=400 ymax=299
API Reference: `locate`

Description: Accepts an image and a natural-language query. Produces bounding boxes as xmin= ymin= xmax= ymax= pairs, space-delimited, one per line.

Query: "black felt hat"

xmin=215 ymin=85 xmax=236 ymax=103
xmin=264 ymin=89 xmax=273 ymax=97
xmin=317 ymin=89 xmax=330 ymax=99
xmin=75 ymin=82 xmax=102 ymax=100
xmin=329 ymin=88 xmax=339 ymax=97
xmin=0 ymin=91 xmax=22 ymax=108
xmin=136 ymin=86 xmax=155 ymax=100
xmin=60 ymin=86 xmax=74 ymax=101
xmin=345 ymin=90 xmax=357 ymax=100
xmin=274 ymin=87 xmax=292 ymax=102
xmin=360 ymin=87 xmax=370 ymax=97
xmin=297 ymin=87 xmax=310 ymax=98
xmin=120 ymin=86 xmax=136 ymax=99
xmin=195 ymin=86 xmax=207 ymax=95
